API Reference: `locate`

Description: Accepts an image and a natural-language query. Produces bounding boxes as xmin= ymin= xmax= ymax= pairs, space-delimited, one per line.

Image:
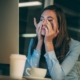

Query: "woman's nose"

xmin=42 ymin=20 xmax=47 ymax=25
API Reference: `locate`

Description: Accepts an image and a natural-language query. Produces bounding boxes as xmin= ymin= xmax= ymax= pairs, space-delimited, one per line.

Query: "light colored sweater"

xmin=24 ymin=38 xmax=80 ymax=80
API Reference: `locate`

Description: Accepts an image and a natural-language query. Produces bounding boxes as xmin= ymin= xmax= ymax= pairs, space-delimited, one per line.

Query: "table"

xmin=0 ymin=76 xmax=27 ymax=80
xmin=0 ymin=76 xmax=52 ymax=80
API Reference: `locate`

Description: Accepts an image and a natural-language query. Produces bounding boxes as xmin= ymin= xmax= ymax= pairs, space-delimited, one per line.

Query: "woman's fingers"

xmin=37 ymin=21 xmax=43 ymax=31
xmin=34 ymin=17 xmax=42 ymax=32
xmin=35 ymin=21 xmax=43 ymax=35
xmin=44 ymin=26 xmax=48 ymax=36
xmin=34 ymin=18 xmax=37 ymax=28
xmin=45 ymin=20 xmax=59 ymax=36
xmin=39 ymin=24 xmax=42 ymax=34
xmin=47 ymin=20 xmax=52 ymax=32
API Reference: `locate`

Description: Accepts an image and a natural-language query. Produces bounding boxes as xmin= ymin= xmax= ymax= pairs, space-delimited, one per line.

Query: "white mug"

xmin=26 ymin=68 xmax=47 ymax=78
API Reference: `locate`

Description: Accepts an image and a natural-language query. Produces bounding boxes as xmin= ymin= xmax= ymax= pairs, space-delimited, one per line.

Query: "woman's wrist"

xmin=36 ymin=41 xmax=43 ymax=50
xmin=45 ymin=41 xmax=54 ymax=52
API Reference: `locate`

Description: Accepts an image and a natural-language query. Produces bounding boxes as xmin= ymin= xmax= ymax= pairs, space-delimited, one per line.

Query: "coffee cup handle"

xmin=26 ymin=68 xmax=31 ymax=76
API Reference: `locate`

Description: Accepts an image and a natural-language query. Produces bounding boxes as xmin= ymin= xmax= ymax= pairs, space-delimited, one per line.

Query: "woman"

xmin=24 ymin=5 xmax=80 ymax=80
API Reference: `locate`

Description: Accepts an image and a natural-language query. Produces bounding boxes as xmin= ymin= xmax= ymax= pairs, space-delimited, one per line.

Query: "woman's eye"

xmin=48 ymin=19 xmax=53 ymax=22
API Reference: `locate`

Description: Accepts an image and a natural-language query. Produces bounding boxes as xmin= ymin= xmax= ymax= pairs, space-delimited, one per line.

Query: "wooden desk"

xmin=0 ymin=76 xmax=26 ymax=80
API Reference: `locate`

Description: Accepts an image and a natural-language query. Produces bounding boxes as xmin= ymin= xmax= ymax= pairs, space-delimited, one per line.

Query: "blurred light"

xmin=19 ymin=1 xmax=42 ymax=7
xmin=21 ymin=34 xmax=37 ymax=37
xmin=67 ymin=27 xmax=80 ymax=33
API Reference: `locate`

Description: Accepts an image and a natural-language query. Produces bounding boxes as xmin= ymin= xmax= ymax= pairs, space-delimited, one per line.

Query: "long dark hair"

xmin=31 ymin=5 xmax=71 ymax=64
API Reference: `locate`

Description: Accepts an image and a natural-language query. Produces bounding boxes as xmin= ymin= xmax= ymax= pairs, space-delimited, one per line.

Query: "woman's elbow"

xmin=51 ymin=76 xmax=64 ymax=80
xmin=51 ymin=73 xmax=65 ymax=80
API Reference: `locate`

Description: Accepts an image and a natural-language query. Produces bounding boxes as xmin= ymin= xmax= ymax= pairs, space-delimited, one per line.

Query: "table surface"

xmin=0 ymin=76 xmax=27 ymax=80
xmin=0 ymin=76 xmax=52 ymax=80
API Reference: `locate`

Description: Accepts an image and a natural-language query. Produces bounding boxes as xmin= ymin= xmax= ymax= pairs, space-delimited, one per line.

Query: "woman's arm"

xmin=44 ymin=41 xmax=80 ymax=80
xmin=23 ymin=38 xmax=41 ymax=76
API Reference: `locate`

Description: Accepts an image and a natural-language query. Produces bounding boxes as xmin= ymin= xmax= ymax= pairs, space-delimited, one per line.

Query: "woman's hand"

xmin=34 ymin=18 xmax=43 ymax=43
xmin=44 ymin=20 xmax=59 ymax=44
xmin=44 ymin=20 xmax=59 ymax=52
xmin=34 ymin=18 xmax=44 ymax=50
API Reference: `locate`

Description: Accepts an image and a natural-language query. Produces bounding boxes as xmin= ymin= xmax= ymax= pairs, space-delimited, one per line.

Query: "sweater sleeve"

xmin=44 ymin=41 xmax=80 ymax=80
xmin=23 ymin=38 xmax=41 ymax=76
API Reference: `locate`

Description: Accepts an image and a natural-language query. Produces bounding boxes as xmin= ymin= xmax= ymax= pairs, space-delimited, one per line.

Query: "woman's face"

xmin=40 ymin=10 xmax=59 ymax=36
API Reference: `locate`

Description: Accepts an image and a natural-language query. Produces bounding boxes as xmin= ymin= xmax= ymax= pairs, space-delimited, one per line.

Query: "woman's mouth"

xmin=41 ymin=28 xmax=45 ymax=30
